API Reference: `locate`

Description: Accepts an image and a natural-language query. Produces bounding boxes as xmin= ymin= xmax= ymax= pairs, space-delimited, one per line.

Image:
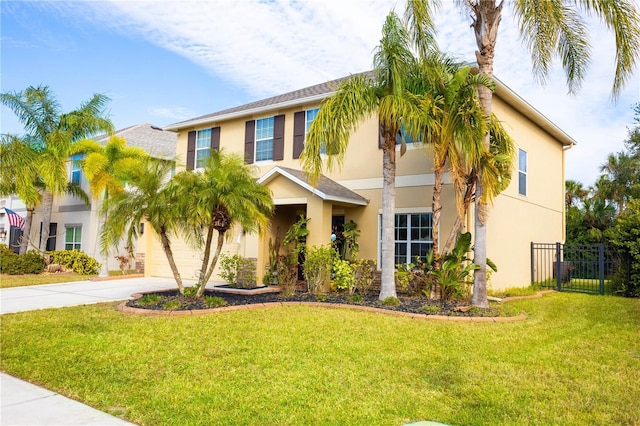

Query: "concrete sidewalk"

xmin=1 ymin=276 xmax=197 ymax=425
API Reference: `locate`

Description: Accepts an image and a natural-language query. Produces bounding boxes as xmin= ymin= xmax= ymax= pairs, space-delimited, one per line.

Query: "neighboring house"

xmin=0 ymin=123 xmax=176 ymax=272
xmin=146 ymin=74 xmax=575 ymax=290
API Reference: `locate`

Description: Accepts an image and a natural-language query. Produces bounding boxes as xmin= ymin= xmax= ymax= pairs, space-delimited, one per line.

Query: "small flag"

xmin=5 ymin=208 xmax=25 ymax=231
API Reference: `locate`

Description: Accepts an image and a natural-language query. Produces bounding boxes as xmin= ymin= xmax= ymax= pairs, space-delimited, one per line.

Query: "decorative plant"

xmin=114 ymin=253 xmax=132 ymax=275
xmin=283 ymin=215 xmax=309 ymax=257
xmin=304 ymin=245 xmax=335 ymax=294
xmin=341 ymin=220 xmax=360 ymax=260
xmin=276 ymin=253 xmax=299 ymax=296
xmin=332 ymin=258 xmax=355 ymax=293
xmin=219 ymin=253 xmax=257 ymax=289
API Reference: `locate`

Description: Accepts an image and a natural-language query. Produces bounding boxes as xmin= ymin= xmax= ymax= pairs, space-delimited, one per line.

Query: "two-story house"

xmin=147 ymin=74 xmax=574 ymax=290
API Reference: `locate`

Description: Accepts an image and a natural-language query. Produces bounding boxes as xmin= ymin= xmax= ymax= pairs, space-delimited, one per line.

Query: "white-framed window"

xmin=518 ymin=148 xmax=527 ymax=196
xmin=255 ymin=117 xmax=274 ymax=161
xmin=70 ymin=154 xmax=83 ymax=185
xmin=305 ymin=108 xmax=325 ymax=154
xmin=65 ymin=226 xmax=82 ymax=251
xmin=379 ymin=212 xmax=433 ymax=266
xmin=196 ymin=128 xmax=212 ymax=169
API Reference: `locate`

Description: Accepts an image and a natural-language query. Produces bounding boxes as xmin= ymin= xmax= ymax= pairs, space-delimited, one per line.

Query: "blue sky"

xmin=2 ymin=0 xmax=639 ymax=187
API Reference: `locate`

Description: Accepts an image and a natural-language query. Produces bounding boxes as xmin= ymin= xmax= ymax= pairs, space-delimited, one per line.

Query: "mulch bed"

xmin=126 ymin=288 xmax=510 ymax=317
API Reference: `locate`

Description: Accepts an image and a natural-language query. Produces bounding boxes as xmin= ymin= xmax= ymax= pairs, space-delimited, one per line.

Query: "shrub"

xmin=304 ymin=245 xmax=336 ymax=294
xmin=352 ymin=259 xmax=376 ymax=295
xmin=275 ymin=253 xmax=298 ymax=297
xmin=382 ymin=296 xmax=400 ymax=307
xmin=332 ymin=258 xmax=355 ymax=293
xmin=138 ymin=294 xmax=161 ymax=305
xmin=219 ymin=254 xmax=257 ymax=289
xmin=607 ymin=199 xmax=640 ymax=297
xmin=162 ymin=300 xmax=182 ymax=310
xmin=48 ymin=250 xmax=101 ymax=275
xmin=0 ymin=247 xmax=45 ymax=275
xmin=205 ymin=296 xmax=227 ymax=308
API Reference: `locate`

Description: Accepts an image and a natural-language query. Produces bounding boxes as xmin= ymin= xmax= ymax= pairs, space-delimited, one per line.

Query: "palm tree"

xmin=301 ymin=11 xmax=424 ymax=300
xmin=1 ymin=85 xmax=113 ymax=251
xmin=100 ymin=157 xmax=188 ymax=291
xmin=565 ymin=179 xmax=589 ymax=208
xmin=0 ymin=135 xmax=40 ymax=253
xmin=173 ymin=150 xmax=273 ymax=297
xmin=596 ymin=153 xmax=640 ymax=213
xmin=80 ymin=135 xmax=148 ymax=275
xmin=406 ymin=0 xmax=640 ymax=308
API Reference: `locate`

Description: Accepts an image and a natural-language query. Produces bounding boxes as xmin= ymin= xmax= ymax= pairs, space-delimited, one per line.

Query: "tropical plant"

xmin=172 ymin=150 xmax=273 ymax=297
xmin=0 ymin=85 xmax=113 ymax=251
xmin=595 ymin=152 xmax=640 ymax=213
xmin=340 ymin=220 xmax=360 ymax=260
xmin=100 ymin=157 xmax=188 ymax=292
xmin=302 ymin=11 xmax=423 ymax=300
xmin=565 ymin=179 xmax=589 ymax=208
xmin=406 ymin=0 xmax=640 ymax=307
xmin=332 ymin=258 xmax=355 ymax=293
xmin=427 ymin=232 xmax=480 ymax=301
xmin=81 ymin=135 xmax=147 ymax=275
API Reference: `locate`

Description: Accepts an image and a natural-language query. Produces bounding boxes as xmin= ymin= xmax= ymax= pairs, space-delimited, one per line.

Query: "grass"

xmin=0 ymin=273 xmax=97 ymax=288
xmin=1 ymin=292 xmax=638 ymax=425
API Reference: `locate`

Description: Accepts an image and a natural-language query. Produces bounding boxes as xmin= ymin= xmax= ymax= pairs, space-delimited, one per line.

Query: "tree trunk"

xmin=443 ymin=170 xmax=476 ymax=253
xmin=198 ymin=231 xmax=225 ymax=297
xmin=159 ymin=227 xmax=184 ymax=294
xmin=471 ymin=0 xmax=502 ymax=309
xmin=39 ymin=190 xmax=54 ymax=253
xmin=379 ymin=128 xmax=397 ymax=301
xmin=429 ymin=158 xmax=446 ymax=299
xmin=198 ymin=221 xmax=216 ymax=285
xmin=19 ymin=207 xmax=35 ymax=254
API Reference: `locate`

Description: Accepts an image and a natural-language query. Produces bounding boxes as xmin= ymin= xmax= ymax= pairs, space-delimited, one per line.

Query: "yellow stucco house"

xmin=146 ymin=74 xmax=575 ymax=291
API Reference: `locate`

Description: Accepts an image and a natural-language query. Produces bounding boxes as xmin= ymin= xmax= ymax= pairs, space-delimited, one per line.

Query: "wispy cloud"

xmin=149 ymin=106 xmax=198 ymax=121
xmin=44 ymin=0 xmax=639 ymax=185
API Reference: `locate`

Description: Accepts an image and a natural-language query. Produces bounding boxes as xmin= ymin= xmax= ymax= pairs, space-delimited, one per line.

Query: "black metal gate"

xmin=531 ymin=242 xmax=619 ymax=294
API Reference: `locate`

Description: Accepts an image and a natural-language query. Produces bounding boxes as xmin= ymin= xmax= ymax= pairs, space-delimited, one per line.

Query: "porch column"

xmin=306 ymin=196 xmax=332 ymax=248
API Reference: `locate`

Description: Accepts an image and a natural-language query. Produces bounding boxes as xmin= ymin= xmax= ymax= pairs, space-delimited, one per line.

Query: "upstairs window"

xmin=65 ymin=226 xmax=82 ymax=251
xmin=305 ymin=108 xmax=325 ymax=154
xmin=70 ymin=154 xmax=83 ymax=185
xmin=196 ymin=128 xmax=212 ymax=169
xmin=518 ymin=148 xmax=527 ymax=196
xmin=255 ymin=117 xmax=275 ymax=161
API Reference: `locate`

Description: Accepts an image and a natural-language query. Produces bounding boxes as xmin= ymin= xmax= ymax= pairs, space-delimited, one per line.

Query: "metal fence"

xmin=530 ymin=242 xmax=620 ymax=294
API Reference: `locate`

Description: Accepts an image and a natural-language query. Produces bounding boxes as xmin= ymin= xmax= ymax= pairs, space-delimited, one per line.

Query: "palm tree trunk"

xmin=379 ymin=130 xmax=397 ymax=301
xmin=39 ymin=190 xmax=54 ymax=253
xmin=159 ymin=227 xmax=184 ymax=294
xmin=443 ymin=170 xmax=476 ymax=253
xmin=198 ymin=231 xmax=225 ymax=297
xmin=430 ymin=158 xmax=446 ymax=300
xmin=471 ymin=0 xmax=502 ymax=309
xmin=19 ymin=207 xmax=35 ymax=254
xmin=198 ymin=221 xmax=216 ymax=286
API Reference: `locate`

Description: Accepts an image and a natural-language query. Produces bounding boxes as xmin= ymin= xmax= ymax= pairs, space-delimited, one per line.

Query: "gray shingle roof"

xmin=167 ymin=71 xmax=375 ymax=129
xmin=94 ymin=123 xmax=176 ymax=159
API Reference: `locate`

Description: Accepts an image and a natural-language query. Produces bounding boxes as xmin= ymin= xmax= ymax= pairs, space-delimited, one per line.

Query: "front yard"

xmin=1 ymin=292 xmax=638 ymax=425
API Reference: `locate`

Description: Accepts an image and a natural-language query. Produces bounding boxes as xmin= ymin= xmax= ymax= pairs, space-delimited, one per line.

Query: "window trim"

xmin=518 ymin=148 xmax=527 ymax=196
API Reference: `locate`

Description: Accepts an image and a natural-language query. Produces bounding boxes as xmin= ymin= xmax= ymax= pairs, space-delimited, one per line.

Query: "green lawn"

xmin=0 ymin=273 xmax=97 ymax=288
xmin=1 ymin=293 xmax=639 ymax=425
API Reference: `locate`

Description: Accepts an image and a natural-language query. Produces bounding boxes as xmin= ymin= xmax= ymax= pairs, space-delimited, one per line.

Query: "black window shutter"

xmin=293 ymin=111 xmax=305 ymax=159
xmin=187 ymin=131 xmax=196 ymax=170
xmin=211 ymin=127 xmax=220 ymax=152
xmin=244 ymin=120 xmax=255 ymax=164
xmin=273 ymin=114 xmax=285 ymax=161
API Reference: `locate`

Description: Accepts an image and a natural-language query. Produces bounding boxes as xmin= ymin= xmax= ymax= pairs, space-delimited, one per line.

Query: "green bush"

xmin=48 ymin=250 xmax=101 ymax=275
xmin=332 ymin=259 xmax=355 ymax=293
xmin=352 ymin=259 xmax=376 ymax=295
xmin=219 ymin=254 xmax=257 ymax=288
xmin=0 ymin=246 xmax=45 ymax=275
xmin=304 ymin=245 xmax=336 ymax=294
xmin=607 ymin=199 xmax=640 ymax=297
